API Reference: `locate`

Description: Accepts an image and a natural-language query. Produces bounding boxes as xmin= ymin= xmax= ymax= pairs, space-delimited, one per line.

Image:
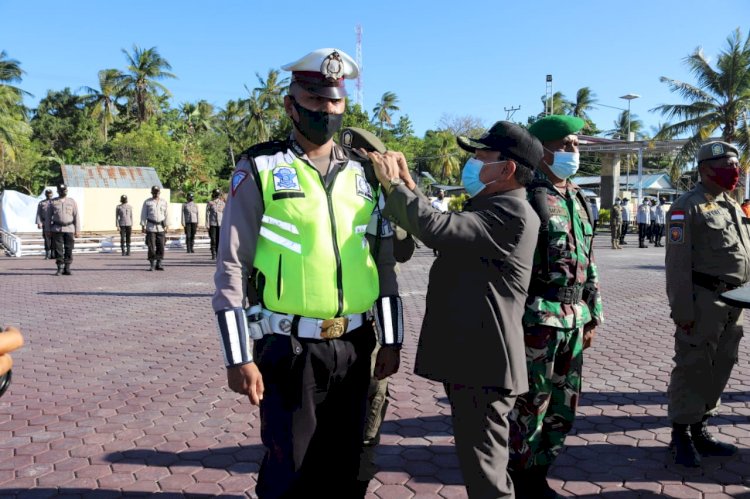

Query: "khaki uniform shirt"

xmin=140 ymin=197 xmax=169 ymax=233
xmin=665 ymin=182 xmax=750 ymax=322
xmin=206 ymin=199 xmax=225 ymax=227
xmin=48 ymin=197 xmax=80 ymax=234
xmin=116 ymin=203 xmax=133 ymax=227
xmin=182 ymin=201 xmax=199 ymax=225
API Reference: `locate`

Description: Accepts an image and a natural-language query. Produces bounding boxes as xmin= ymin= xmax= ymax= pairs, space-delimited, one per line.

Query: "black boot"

xmin=211 ymin=250 xmax=216 ymax=260
xmin=122 ymin=249 xmax=126 ymax=256
xmin=155 ymin=260 xmax=164 ymax=271
xmin=149 ymin=260 xmax=155 ymax=271
xmin=670 ymin=423 xmax=701 ymax=467
xmin=44 ymin=250 xmax=50 ymax=259
xmin=126 ymin=248 xmax=130 ymax=256
xmin=55 ymin=264 xmax=62 ymax=276
xmin=62 ymin=264 xmax=71 ymax=275
xmin=511 ymin=466 xmax=560 ymax=499
xmin=691 ymin=419 xmax=738 ymax=457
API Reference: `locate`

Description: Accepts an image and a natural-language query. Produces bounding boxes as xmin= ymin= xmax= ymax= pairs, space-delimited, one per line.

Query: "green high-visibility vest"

xmin=254 ymin=156 xmax=379 ymax=319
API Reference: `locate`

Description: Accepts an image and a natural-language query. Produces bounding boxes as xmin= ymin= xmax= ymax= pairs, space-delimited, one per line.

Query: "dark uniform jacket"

xmin=383 ymin=186 xmax=539 ymax=394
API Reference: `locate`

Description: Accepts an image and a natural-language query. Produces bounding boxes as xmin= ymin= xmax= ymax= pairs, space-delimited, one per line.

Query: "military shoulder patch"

xmin=669 ymin=222 xmax=685 ymax=244
xmin=231 ymin=171 xmax=248 ymax=197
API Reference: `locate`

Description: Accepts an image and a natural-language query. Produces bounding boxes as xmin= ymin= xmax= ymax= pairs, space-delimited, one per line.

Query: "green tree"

xmin=425 ymin=131 xmax=460 ymax=183
xmin=572 ymin=87 xmax=600 ymax=134
xmin=652 ymin=28 xmax=750 ymax=171
xmin=81 ymin=69 xmax=123 ymax=141
xmin=217 ymin=99 xmax=245 ymax=167
xmin=119 ymin=45 xmax=177 ymax=123
xmin=106 ymin=120 xmax=181 ymax=187
xmin=540 ymin=91 xmax=573 ymax=116
xmin=372 ymin=91 xmax=400 ymax=136
xmin=254 ymin=69 xmax=289 ymax=117
xmin=605 ymin=110 xmax=645 ymax=140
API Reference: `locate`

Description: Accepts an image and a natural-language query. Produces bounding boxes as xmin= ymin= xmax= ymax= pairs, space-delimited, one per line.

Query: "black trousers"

xmin=119 ymin=226 xmax=132 ymax=252
xmin=184 ymin=223 xmax=197 ymax=251
xmin=52 ymin=232 xmax=74 ymax=265
xmin=254 ymin=324 xmax=375 ymax=499
xmin=638 ymin=222 xmax=649 ymax=243
xmin=209 ymin=225 xmax=220 ymax=254
xmin=620 ymin=221 xmax=629 ymax=241
xmin=43 ymin=231 xmax=52 ymax=254
xmin=145 ymin=231 xmax=165 ymax=261
xmin=655 ymin=224 xmax=665 ymax=242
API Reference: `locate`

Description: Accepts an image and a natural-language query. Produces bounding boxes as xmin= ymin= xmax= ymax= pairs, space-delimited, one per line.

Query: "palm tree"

xmin=0 ymin=52 xmax=30 ymax=162
xmin=432 ymin=131 xmax=460 ymax=182
xmin=119 ymin=45 xmax=177 ymax=123
xmin=218 ymin=99 xmax=244 ymax=166
xmin=0 ymin=50 xmax=30 ymax=97
xmin=254 ymin=69 xmax=289 ymax=116
xmin=242 ymin=89 xmax=272 ymax=144
xmin=540 ymin=91 xmax=572 ymax=116
xmin=652 ymin=28 xmax=750 ymax=168
xmin=605 ymin=110 xmax=644 ymax=140
xmin=80 ymin=69 xmax=122 ymax=141
xmin=372 ymin=91 xmax=400 ymax=136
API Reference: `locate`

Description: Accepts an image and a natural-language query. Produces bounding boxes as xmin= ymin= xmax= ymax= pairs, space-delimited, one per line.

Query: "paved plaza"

xmin=0 ymin=232 xmax=749 ymax=498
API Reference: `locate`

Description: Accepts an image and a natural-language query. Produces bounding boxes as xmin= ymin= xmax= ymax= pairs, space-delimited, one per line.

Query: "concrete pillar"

xmin=600 ymin=153 xmax=621 ymax=209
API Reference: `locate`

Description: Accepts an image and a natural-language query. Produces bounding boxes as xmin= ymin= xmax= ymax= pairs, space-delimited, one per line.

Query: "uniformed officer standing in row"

xmin=140 ymin=185 xmax=169 ymax=271
xmin=116 ymin=195 xmax=133 ymax=256
xmin=665 ymin=141 xmax=748 ymax=467
xmin=610 ymin=197 xmax=623 ymax=249
xmin=509 ymin=115 xmax=603 ymax=498
xmin=182 ymin=193 xmax=199 ymax=253
xmin=212 ymin=48 xmax=400 ymax=498
xmin=35 ymin=189 xmax=54 ymax=259
xmin=48 ymin=183 xmax=80 ymax=276
xmin=206 ymin=188 xmax=224 ymax=260
xmin=637 ymin=198 xmax=651 ymax=248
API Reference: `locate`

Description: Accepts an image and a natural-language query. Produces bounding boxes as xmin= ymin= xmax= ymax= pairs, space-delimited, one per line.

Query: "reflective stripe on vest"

xmin=254 ymin=155 xmax=379 ymax=319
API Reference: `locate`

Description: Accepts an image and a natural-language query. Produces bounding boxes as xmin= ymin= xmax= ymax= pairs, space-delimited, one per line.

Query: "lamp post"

xmin=619 ymin=94 xmax=640 ymax=142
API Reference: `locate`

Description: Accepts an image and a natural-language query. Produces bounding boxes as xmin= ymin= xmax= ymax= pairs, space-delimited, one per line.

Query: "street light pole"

xmin=620 ymin=94 xmax=640 ymax=200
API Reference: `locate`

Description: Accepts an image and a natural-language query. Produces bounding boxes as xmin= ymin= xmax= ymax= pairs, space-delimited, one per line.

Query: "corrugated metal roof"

xmin=61 ymin=165 xmax=163 ymax=189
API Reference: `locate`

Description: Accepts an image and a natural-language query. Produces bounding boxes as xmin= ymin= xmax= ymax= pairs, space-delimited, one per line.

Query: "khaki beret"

xmin=697 ymin=141 xmax=738 ymax=163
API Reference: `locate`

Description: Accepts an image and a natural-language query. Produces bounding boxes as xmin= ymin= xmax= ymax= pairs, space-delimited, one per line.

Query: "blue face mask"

xmin=546 ymin=151 xmax=580 ymax=179
xmin=461 ymin=158 xmax=503 ymax=197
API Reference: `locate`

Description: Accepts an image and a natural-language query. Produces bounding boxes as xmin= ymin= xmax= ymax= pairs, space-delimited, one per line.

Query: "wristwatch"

xmin=388 ymin=177 xmax=404 ymax=193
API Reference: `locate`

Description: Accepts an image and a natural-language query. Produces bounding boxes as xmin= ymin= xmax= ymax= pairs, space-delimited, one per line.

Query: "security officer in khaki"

xmin=140 ymin=185 xmax=169 ymax=271
xmin=116 ymin=195 xmax=133 ymax=256
xmin=610 ymin=197 xmax=623 ymax=249
xmin=36 ymin=188 xmax=54 ymax=259
xmin=212 ymin=48 xmax=401 ymax=498
xmin=206 ymin=188 xmax=225 ymax=260
xmin=665 ymin=141 xmax=748 ymax=467
xmin=181 ymin=192 xmax=199 ymax=253
xmin=48 ymin=183 xmax=80 ymax=275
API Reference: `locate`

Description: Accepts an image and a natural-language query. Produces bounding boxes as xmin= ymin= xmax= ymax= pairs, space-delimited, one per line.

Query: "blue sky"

xmin=2 ymin=0 xmax=749 ymax=138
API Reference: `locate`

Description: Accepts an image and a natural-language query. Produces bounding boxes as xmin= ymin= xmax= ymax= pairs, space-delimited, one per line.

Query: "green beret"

xmin=528 ymin=115 xmax=585 ymax=142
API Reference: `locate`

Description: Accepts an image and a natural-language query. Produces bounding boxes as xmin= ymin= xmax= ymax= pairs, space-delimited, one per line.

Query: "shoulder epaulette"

xmin=239 ymin=140 xmax=288 ymax=161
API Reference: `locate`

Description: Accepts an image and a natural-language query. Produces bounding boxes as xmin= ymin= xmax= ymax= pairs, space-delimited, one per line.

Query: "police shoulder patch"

xmin=231 ymin=171 xmax=248 ymax=197
xmin=272 ymin=166 xmax=301 ymax=191
xmin=355 ymin=174 xmax=373 ymax=201
xmin=669 ymin=222 xmax=685 ymax=244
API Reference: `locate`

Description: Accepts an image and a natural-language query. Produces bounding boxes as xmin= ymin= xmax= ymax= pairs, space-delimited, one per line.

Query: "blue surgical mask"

xmin=461 ymin=158 xmax=503 ymax=197
xmin=546 ymin=151 xmax=580 ymax=179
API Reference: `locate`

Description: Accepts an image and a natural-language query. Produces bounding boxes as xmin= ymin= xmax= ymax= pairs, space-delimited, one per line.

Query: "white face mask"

xmin=545 ymin=151 xmax=580 ymax=179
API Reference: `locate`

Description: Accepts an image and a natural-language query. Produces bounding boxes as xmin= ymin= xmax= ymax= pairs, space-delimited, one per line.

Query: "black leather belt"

xmin=692 ymin=271 xmax=741 ymax=293
xmin=536 ymin=285 xmax=585 ymax=304
xmin=147 ymin=218 xmax=163 ymax=224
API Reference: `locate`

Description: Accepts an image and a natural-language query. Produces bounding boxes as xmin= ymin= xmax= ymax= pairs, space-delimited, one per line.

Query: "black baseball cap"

xmin=457 ymin=121 xmax=544 ymax=170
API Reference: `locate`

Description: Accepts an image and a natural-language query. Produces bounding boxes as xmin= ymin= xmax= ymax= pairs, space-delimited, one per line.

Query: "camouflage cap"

xmin=528 ymin=115 xmax=585 ymax=142
xmin=697 ymin=141 xmax=738 ymax=163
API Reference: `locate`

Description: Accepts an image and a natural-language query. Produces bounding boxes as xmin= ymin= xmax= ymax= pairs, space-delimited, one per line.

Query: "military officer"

xmin=206 ymin=188 xmax=225 ymax=260
xmin=182 ymin=193 xmax=199 ymax=253
xmin=116 ymin=195 xmax=133 ymax=256
xmin=140 ymin=185 xmax=169 ymax=271
xmin=35 ymin=189 xmax=54 ymax=259
xmin=508 ymin=115 xmax=603 ymax=498
xmin=212 ymin=48 xmax=401 ymax=498
xmin=665 ymin=141 xmax=748 ymax=467
xmin=48 ymin=183 xmax=80 ymax=276
xmin=611 ymin=197 xmax=623 ymax=249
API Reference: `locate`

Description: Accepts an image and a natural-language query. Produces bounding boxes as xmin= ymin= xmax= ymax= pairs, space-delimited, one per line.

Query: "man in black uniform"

xmin=182 ymin=193 xmax=199 ymax=253
xmin=206 ymin=188 xmax=225 ymax=260
xmin=116 ymin=195 xmax=133 ymax=256
xmin=48 ymin=184 xmax=80 ymax=276
xmin=35 ymin=189 xmax=54 ymax=259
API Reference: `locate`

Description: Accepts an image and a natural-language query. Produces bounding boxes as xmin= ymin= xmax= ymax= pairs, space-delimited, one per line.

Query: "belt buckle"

xmin=321 ymin=317 xmax=348 ymax=339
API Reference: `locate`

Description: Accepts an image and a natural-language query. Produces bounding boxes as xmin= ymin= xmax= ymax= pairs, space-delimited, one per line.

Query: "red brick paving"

xmin=0 ymin=232 xmax=749 ymax=497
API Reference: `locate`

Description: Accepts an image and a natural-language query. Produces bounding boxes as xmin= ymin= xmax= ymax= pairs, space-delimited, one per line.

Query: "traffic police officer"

xmin=48 ymin=183 xmax=80 ymax=276
xmin=36 ymin=189 xmax=54 ymax=259
xmin=182 ymin=193 xmax=199 ymax=253
xmin=206 ymin=188 xmax=224 ymax=260
xmin=140 ymin=185 xmax=169 ymax=271
xmin=116 ymin=195 xmax=133 ymax=256
xmin=665 ymin=141 xmax=748 ymax=467
xmin=509 ymin=115 xmax=603 ymax=498
xmin=212 ymin=48 xmax=401 ymax=498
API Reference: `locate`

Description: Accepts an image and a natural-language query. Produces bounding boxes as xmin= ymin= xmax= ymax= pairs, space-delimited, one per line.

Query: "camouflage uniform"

xmin=610 ymin=203 xmax=623 ymax=249
xmin=508 ymin=173 xmax=604 ymax=470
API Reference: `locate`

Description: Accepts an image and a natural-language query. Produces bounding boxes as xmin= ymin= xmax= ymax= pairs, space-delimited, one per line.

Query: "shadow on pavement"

xmin=110 ymin=446 xmax=264 ymax=474
xmin=0 ymin=491 xmax=245 ymax=498
xmin=580 ymin=390 xmax=750 ymax=406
